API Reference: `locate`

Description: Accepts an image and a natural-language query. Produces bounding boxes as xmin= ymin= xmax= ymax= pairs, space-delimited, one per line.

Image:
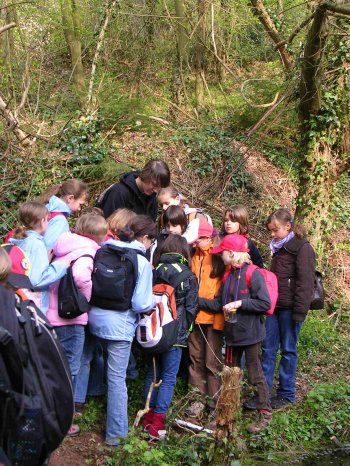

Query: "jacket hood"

xmin=159 ymin=252 xmax=188 ymax=265
xmin=9 ymin=231 xmax=43 ymax=249
xmin=53 ymin=232 xmax=99 ymax=257
xmin=47 ymin=195 xmax=71 ymax=215
xmin=120 ymin=171 xmax=141 ymax=195
xmin=283 ymin=236 xmax=308 ymax=255
xmin=104 ymin=238 xmax=146 ymax=254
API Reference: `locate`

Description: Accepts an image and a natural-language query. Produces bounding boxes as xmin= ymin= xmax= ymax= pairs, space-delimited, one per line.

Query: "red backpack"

xmin=245 ymin=264 xmax=278 ymax=316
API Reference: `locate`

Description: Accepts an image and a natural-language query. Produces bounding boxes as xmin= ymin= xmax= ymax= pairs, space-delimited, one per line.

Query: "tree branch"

xmin=274 ymin=13 xmax=315 ymax=50
xmin=250 ymin=0 xmax=293 ymax=71
xmin=324 ymin=2 xmax=350 ymax=16
xmin=0 ymin=94 xmax=33 ymax=147
xmin=0 ymin=22 xmax=16 ymax=34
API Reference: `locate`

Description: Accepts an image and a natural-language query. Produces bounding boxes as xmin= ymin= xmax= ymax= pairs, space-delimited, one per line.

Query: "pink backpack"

xmin=245 ymin=265 xmax=278 ymax=316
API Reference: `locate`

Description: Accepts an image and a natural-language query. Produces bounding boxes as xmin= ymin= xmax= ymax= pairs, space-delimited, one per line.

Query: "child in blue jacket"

xmin=9 ymin=201 xmax=68 ymax=313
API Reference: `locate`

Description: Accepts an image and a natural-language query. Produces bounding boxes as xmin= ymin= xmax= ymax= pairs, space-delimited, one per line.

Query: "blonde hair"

xmin=75 ymin=214 xmax=107 ymax=243
xmin=230 ymin=251 xmax=251 ymax=267
xmin=0 ymin=247 xmax=11 ymax=283
xmin=36 ymin=179 xmax=88 ymax=204
xmin=107 ymin=209 xmax=137 ymax=237
xmin=13 ymin=202 xmax=48 ymax=239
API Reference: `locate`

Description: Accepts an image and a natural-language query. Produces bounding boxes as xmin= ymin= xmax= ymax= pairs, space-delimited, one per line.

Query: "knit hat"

xmin=211 ymin=234 xmax=249 ymax=254
xmin=182 ymin=218 xmax=214 ymax=244
xmin=1 ymin=244 xmax=33 ymax=289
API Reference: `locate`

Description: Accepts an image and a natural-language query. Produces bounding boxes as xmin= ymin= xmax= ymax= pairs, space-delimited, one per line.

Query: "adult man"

xmin=97 ymin=159 xmax=170 ymax=220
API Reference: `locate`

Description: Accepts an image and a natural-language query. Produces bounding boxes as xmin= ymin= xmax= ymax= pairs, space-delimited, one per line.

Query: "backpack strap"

xmin=245 ymin=264 xmax=258 ymax=289
xmin=48 ymin=212 xmax=66 ymax=221
xmin=70 ymin=254 xmax=94 ymax=267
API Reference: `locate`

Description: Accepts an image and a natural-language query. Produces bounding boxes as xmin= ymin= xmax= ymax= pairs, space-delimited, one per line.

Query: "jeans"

xmin=144 ymin=347 xmax=182 ymax=414
xmin=99 ymin=339 xmax=131 ymax=445
xmin=74 ymin=329 xmax=105 ymax=404
xmin=55 ymin=325 xmax=85 ymax=394
xmin=262 ymin=309 xmax=303 ymax=402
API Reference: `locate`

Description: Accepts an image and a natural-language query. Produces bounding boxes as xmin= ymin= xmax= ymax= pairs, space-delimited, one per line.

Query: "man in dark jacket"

xmin=96 ymin=160 xmax=170 ymax=220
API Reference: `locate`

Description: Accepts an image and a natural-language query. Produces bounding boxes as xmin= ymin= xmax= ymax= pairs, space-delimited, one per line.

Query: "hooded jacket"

xmin=9 ymin=231 xmax=67 ymax=313
xmin=96 ymin=171 xmax=158 ymax=220
xmin=198 ymin=263 xmax=270 ymax=346
xmin=270 ymin=236 xmax=315 ymax=322
xmin=46 ymin=232 xmax=100 ymax=327
xmin=44 ymin=196 xmax=71 ymax=250
xmin=88 ymin=239 xmax=154 ymax=342
xmin=154 ymin=253 xmax=199 ymax=346
xmin=191 ymin=244 xmax=224 ymax=330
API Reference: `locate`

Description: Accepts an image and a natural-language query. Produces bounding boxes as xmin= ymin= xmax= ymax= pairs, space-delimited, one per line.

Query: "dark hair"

xmin=36 ymin=179 xmax=89 ymax=204
xmin=158 ymin=234 xmax=191 ymax=267
xmin=266 ymin=208 xmax=306 ymax=239
xmin=13 ymin=202 xmax=48 ymax=239
xmin=223 ymin=205 xmax=249 ymax=235
xmin=119 ymin=215 xmax=156 ymax=242
xmin=139 ymin=160 xmax=170 ymax=188
xmin=163 ymin=205 xmax=188 ymax=233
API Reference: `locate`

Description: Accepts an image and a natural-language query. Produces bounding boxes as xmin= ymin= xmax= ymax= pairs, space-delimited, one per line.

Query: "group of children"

xmin=0 ymin=159 xmax=316 ymax=447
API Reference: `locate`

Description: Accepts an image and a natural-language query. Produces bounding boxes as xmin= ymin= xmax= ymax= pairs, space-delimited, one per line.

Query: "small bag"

xmin=58 ymin=254 xmax=93 ymax=319
xmin=309 ymin=270 xmax=324 ymax=310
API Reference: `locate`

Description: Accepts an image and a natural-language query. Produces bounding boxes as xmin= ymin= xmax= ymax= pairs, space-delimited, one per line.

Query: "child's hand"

xmin=47 ymin=249 xmax=54 ymax=262
xmin=223 ymin=301 xmax=242 ymax=312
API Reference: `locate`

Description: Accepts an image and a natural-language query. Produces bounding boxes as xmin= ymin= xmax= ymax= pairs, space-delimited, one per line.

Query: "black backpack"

xmin=58 ymin=254 xmax=93 ymax=319
xmin=0 ymin=293 xmax=74 ymax=465
xmin=90 ymin=243 xmax=141 ymax=310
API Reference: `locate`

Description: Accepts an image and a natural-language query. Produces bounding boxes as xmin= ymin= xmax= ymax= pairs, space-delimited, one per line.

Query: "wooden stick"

xmin=134 ymin=357 xmax=162 ymax=427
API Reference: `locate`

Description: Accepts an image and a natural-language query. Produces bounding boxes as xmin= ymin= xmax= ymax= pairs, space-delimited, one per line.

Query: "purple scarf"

xmin=270 ymin=231 xmax=294 ymax=255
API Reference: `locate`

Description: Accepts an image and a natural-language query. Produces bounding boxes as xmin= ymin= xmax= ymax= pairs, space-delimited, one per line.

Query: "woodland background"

xmin=1 ymin=0 xmax=350 ymax=464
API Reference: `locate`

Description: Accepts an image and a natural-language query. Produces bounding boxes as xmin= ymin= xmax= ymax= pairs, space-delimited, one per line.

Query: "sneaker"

xmin=147 ymin=413 xmax=167 ymax=440
xmin=271 ymin=395 xmax=292 ymax=410
xmin=67 ymin=424 xmax=80 ymax=437
xmin=243 ymin=395 xmax=259 ymax=410
xmin=247 ymin=411 xmax=272 ymax=433
xmin=141 ymin=407 xmax=154 ymax=431
xmin=184 ymin=401 xmax=205 ymax=420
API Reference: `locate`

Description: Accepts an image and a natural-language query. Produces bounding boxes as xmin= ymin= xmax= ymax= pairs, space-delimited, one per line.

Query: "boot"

xmin=141 ymin=407 xmax=154 ymax=431
xmin=147 ymin=413 xmax=166 ymax=440
xmin=247 ymin=411 xmax=272 ymax=433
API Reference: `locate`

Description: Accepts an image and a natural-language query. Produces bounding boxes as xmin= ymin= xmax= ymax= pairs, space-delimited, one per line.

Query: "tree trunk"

xmin=170 ymin=0 xmax=188 ymax=111
xmin=129 ymin=0 xmax=157 ymax=97
xmin=60 ymin=0 xmax=85 ymax=97
xmin=194 ymin=0 xmax=207 ymax=111
xmin=86 ymin=0 xmax=118 ymax=110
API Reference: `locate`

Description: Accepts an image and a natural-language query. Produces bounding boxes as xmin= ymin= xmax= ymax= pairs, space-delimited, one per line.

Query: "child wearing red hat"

xmin=199 ymin=234 xmax=272 ymax=433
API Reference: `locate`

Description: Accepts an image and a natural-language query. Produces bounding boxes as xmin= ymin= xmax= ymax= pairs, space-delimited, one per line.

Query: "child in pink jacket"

xmin=47 ymin=213 xmax=107 ymax=436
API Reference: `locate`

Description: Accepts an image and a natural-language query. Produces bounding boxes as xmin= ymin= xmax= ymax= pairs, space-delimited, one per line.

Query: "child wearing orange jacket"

xmin=185 ymin=219 xmax=225 ymax=422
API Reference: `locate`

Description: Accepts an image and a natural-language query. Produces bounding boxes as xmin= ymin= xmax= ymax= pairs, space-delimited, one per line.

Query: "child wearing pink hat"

xmin=199 ymin=234 xmax=272 ymax=433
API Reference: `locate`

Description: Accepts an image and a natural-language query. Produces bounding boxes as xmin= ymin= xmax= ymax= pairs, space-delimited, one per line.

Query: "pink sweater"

xmin=47 ymin=232 xmax=100 ymax=327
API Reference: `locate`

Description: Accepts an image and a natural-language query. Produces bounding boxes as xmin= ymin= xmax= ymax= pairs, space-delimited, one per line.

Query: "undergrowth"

xmin=74 ymin=315 xmax=350 ymax=466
